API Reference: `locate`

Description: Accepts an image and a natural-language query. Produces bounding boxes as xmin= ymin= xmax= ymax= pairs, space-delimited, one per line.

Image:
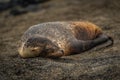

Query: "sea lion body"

xmin=18 ymin=21 xmax=113 ymax=58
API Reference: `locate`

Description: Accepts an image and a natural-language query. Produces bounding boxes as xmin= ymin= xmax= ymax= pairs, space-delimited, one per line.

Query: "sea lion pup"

xmin=18 ymin=21 xmax=113 ymax=58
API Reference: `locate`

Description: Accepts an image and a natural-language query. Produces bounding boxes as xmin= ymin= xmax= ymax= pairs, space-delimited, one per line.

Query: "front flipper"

xmin=46 ymin=50 xmax=64 ymax=58
xmin=69 ymin=34 xmax=113 ymax=54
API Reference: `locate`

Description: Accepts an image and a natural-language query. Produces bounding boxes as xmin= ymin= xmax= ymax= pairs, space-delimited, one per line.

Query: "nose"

xmin=18 ymin=48 xmax=26 ymax=58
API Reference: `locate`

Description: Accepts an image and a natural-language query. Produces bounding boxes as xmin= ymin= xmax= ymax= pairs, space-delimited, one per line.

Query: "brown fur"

xmin=70 ymin=21 xmax=102 ymax=40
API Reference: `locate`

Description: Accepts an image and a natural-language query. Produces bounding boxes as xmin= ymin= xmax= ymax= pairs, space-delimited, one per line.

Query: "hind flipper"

xmin=69 ymin=34 xmax=113 ymax=54
xmin=92 ymin=34 xmax=113 ymax=47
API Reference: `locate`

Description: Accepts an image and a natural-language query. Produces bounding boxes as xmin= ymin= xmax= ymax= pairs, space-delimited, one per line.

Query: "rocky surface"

xmin=0 ymin=0 xmax=120 ymax=80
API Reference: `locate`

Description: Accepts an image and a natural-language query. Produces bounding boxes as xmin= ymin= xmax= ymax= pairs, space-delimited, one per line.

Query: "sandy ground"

xmin=0 ymin=0 xmax=120 ymax=80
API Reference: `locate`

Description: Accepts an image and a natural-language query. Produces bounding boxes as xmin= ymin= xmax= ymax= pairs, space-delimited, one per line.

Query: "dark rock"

xmin=0 ymin=0 xmax=50 ymax=12
xmin=9 ymin=0 xmax=50 ymax=7
xmin=9 ymin=5 xmax=39 ymax=15
xmin=10 ymin=8 xmax=27 ymax=16
xmin=0 ymin=0 xmax=11 ymax=11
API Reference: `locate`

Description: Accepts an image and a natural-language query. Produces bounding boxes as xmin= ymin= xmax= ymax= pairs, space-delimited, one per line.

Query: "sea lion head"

xmin=18 ymin=37 xmax=59 ymax=58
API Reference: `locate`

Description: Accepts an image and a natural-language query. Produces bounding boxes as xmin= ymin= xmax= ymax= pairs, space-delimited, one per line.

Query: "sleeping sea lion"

xmin=18 ymin=21 xmax=113 ymax=58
